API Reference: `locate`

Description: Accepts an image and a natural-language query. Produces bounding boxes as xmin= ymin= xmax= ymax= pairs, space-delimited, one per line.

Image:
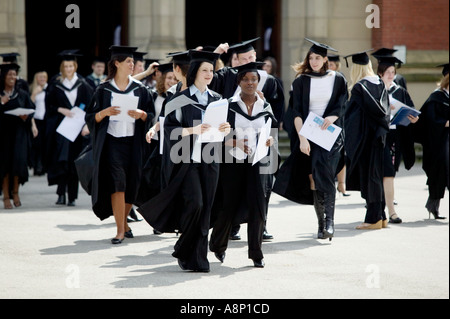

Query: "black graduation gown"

xmin=209 ymin=99 xmax=278 ymax=259
xmin=0 ymin=88 xmax=35 ymax=187
xmin=135 ymin=88 xmax=175 ymax=207
xmin=384 ymin=84 xmax=416 ymax=176
xmin=138 ymin=88 xmax=223 ymax=233
xmin=138 ymin=88 xmax=222 ymax=271
xmin=273 ymin=71 xmax=348 ymax=205
xmin=44 ymin=77 xmax=94 ymax=188
xmin=414 ymin=89 xmax=449 ymax=199
xmin=344 ymin=77 xmax=390 ymax=206
xmin=84 ymin=79 xmax=155 ymax=221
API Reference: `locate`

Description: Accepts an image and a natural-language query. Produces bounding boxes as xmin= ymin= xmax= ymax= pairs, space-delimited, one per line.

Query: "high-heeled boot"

xmin=322 ymin=192 xmax=336 ymax=241
xmin=313 ymin=191 xmax=325 ymax=239
xmin=426 ymin=198 xmax=446 ymax=220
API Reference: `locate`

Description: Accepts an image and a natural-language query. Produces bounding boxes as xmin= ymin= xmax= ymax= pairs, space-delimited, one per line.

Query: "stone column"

xmin=0 ymin=0 xmax=27 ymax=78
xmin=129 ymin=0 xmax=185 ymax=62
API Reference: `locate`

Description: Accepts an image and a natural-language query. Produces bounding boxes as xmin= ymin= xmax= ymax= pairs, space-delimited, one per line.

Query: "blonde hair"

xmin=349 ymin=60 xmax=375 ymax=90
xmin=439 ymin=74 xmax=449 ymax=91
xmin=30 ymin=71 xmax=48 ymax=93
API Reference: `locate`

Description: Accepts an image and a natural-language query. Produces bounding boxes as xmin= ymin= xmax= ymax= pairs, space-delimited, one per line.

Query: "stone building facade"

xmin=0 ymin=0 xmax=448 ymax=105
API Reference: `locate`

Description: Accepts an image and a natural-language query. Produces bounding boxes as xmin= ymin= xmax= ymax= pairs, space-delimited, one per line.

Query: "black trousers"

xmin=172 ymin=163 xmax=219 ymax=271
xmin=210 ymin=163 xmax=265 ymax=260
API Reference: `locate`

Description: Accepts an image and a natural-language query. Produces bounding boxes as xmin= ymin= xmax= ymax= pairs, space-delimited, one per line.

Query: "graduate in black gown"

xmin=372 ymin=48 xmax=408 ymax=90
xmin=273 ymin=39 xmax=347 ymax=241
xmin=414 ymin=64 xmax=449 ymax=220
xmin=138 ymin=50 xmax=231 ymax=272
xmin=45 ymin=50 xmax=94 ymax=207
xmin=0 ymin=53 xmax=29 ymax=93
xmin=374 ymin=55 xmax=418 ymax=224
xmin=84 ymin=46 xmax=155 ymax=244
xmin=209 ymin=62 xmax=277 ymax=267
xmin=343 ymin=51 xmax=390 ymax=230
xmin=0 ymin=63 xmax=35 ymax=209
xmin=212 ymin=38 xmax=283 ymax=240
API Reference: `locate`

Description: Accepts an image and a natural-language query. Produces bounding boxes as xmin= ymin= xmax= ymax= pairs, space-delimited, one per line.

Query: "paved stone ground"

xmin=0 ymin=165 xmax=448 ymax=300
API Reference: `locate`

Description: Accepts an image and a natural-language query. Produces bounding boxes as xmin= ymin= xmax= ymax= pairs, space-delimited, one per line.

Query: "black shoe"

xmin=252 ymin=259 xmax=265 ymax=268
xmin=263 ymin=230 xmax=274 ymax=240
xmin=125 ymin=229 xmax=134 ymax=239
xmin=229 ymin=231 xmax=241 ymax=241
xmin=56 ymin=195 xmax=66 ymax=205
xmin=127 ymin=209 xmax=143 ymax=223
xmin=153 ymin=229 xmax=163 ymax=235
xmin=429 ymin=211 xmax=447 ymax=220
xmin=215 ymin=252 xmax=226 ymax=263
xmin=111 ymin=238 xmax=124 ymax=245
xmin=389 ymin=214 xmax=403 ymax=224
xmin=67 ymin=201 xmax=76 ymax=207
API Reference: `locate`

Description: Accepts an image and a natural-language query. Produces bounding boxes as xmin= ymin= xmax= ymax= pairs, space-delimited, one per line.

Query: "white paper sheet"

xmin=253 ymin=118 xmax=272 ymax=166
xmin=159 ymin=116 xmax=165 ymax=155
xmin=4 ymin=108 xmax=35 ymax=117
xmin=110 ymin=93 xmax=139 ymax=123
xmin=389 ymin=96 xmax=409 ymax=117
xmin=56 ymin=107 xmax=86 ymax=142
xmin=299 ymin=112 xmax=342 ymax=152
xmin=199 ymin=99 xmax=229 ymax=143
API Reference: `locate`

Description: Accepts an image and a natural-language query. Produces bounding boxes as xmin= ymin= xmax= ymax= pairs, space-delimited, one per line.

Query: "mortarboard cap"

xmin=188 ymin=50 xmax=220 ymax=65
xmin=232 ymin=61 xmax=266 ymax=75
xmin=157 ymin=63 xmax=174 ymax=74
xmin=58 ymin=49 xmax=83 ymax=61
xmin=167 ymin=51 xmax=191 ymax=65
xmin=437 ymin=63 xmax=449 ymax=77
xmin=145 ymin=58 xmax=160 ymax=69
xmin=134 ymin=51 xmax=148 ymax=62
xmin=229 ymin=38 xmax=260 ymax=55
xmin=109 ymin=46 xmax=138 ymax=59
xmin=343 ymin=50 xmax=373 ymax=68
xmin=372 ymin=48 xmax=398 ymax=57
xmin=0 ymin=63 xmax=20 ymax=74
xmin=328 ymin=54 xmax=341 ymax=62
xmin=0 ymin=52 xmax=20 ymax=63
xmin=373 ymin=55 xmax=404 ymax=69
xmin=305 ymin=38 xmax=338 ymax=57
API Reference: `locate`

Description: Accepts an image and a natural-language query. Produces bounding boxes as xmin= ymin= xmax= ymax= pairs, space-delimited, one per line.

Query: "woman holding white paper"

xmin=0 ymin=63 xmax=35 ymax=209
xmin=45 ymin=51 xmax=93 ymax=207
xmin=374 ymin=55 xmax=418 ymax=224
xmin=85 ymin=46 xmax=155 ymax=244
xmin=273 ymin=39 xmax=348 ymax=241
xmin=209 ymin=62 xmax=277 ymax=268
xmin=138 ymin=50 xmax=231 ymax=272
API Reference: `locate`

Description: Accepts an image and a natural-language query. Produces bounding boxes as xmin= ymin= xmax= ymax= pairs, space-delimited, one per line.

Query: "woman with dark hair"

xmin=274 ymin=39 xmax=347 ymax=241
xmin=374 ymin=55 xmax=418 ymax=224
xmin=209 ymin=62 xmax=277 ymax=268
xmin=45 ymin=50 xmax=93 ymax=207
xmin=138 ymin=50 xmax=231 ymax=272
xmin=84 ymin=46 xmax=155 ymax=244
xmin=415 ymin=64 xmax=449 ymax=220
xmin=0 ymin=63 xmax=35 ymax=209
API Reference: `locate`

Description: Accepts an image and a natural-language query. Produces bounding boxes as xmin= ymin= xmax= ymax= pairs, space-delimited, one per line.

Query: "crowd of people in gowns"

xmin=0 ymin=36 xmax=448 ymax=272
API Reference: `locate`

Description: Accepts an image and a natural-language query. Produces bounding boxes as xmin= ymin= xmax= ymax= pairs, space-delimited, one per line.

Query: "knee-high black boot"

xmin=322 ymin=192 xmax=336 ymax=241
xmin=313 ymin=191 xmax=325 ymax=239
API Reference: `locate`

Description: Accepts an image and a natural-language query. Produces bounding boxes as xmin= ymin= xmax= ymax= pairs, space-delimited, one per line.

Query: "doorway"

xmin=185 ymin=0 xmax=281 ymax=70
xmin=25 ymin=0 xmax=129 ymax=80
